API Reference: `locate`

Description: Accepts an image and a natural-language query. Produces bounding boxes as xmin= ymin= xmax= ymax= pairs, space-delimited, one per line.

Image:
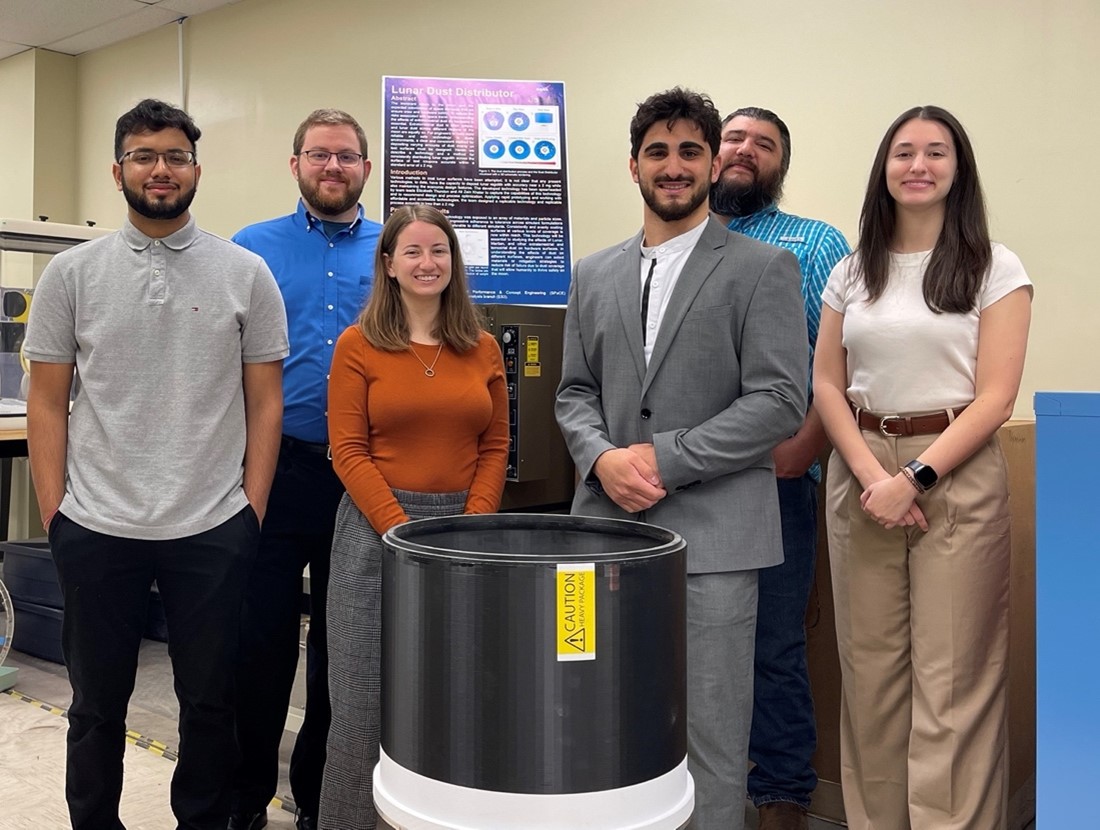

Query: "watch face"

xmin=908 ymin=462 xmax=938 ymax=489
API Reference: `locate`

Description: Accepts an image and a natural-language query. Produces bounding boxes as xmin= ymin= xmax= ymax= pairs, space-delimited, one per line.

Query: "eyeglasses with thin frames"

xmin=118 ymin=149 xmax=196 ymax=168
xmin=300 ymin=149 xmax=364 ymax=167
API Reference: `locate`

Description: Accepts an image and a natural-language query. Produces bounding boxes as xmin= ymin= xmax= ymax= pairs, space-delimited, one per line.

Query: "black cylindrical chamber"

xmin=381 ymin=513 xmax=686 ymax=795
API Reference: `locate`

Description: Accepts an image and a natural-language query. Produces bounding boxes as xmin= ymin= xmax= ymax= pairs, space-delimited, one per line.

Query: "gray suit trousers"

xmin=686 ymin=570 xmax=758 ymax=830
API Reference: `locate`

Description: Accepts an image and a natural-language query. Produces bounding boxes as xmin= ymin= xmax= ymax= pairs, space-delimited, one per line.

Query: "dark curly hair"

xmin=630 ymin=87 xmax=721 ymax=159
xmin=114 ymin=99 xmax=201 ymax=161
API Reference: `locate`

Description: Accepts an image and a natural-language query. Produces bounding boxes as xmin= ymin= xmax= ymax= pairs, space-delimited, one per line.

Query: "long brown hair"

xmin=855 ymin=105 xmax=991 ymax=313
xmin=357 ymin=205 xmax=484 ymax=351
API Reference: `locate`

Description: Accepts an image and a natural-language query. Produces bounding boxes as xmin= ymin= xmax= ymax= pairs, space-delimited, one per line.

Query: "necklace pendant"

xmin=411 ymin=341 xmax=444 ymax=377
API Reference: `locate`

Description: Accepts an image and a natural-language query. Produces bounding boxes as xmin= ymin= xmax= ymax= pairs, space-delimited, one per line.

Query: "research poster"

xmin=382 ymin=76 xmax=571 ymax=304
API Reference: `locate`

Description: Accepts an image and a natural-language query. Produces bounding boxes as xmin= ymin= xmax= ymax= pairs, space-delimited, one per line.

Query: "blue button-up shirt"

xmin=234 ymin=199 xmax=382 ymax=443
xmin=727 ymin=204 xmax=850 ymax=482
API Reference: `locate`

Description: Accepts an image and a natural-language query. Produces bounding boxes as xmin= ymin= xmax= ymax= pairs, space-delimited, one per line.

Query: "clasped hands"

xmin=594 ymin=443 xmax=666 ymax=514
xmin=860 ymin=472 xmax=928 ymax=531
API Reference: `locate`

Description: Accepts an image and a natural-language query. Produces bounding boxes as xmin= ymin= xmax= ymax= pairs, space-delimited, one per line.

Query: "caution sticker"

xmin=524 ymin=336 xmax=542 ymax=377
xmin=557 ymin=563 xmax=596 ymax=661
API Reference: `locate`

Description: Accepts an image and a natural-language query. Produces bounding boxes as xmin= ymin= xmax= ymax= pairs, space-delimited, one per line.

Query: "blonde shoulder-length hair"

xmin=357 ymin=204 xmax=484 ymax=352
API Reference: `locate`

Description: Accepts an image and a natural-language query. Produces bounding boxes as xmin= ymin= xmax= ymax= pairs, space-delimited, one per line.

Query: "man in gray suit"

xmin=555 ymin=87 xmax=807 ymax=830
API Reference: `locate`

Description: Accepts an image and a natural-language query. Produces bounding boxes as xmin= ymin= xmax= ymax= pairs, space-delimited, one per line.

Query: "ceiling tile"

xmin=0 ymin=0 xmax=147 ymax=46
xmin=43 ymin=5 xmax=187 ymax=56
xmin=0 ymin=0 xmax=241 ymax=59
xmin=157 ymin=0 xmax=243 ymax=16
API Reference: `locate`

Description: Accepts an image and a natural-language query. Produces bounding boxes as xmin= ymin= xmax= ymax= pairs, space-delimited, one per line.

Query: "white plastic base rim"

xmin=374 ymin=748 xmax=694 ymax=830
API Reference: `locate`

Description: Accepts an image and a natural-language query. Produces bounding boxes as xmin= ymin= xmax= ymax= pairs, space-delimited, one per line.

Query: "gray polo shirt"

xmin=24 ymin=216 xmax=289 ymax=541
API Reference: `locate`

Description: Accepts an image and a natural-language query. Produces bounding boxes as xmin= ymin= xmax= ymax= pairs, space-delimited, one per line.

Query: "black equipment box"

xmin=0 ymin=538 xmax=62 ymax=608
xmin=11 ymin=598 xmax=65 ymax=664
xmin=1 ymin=538 xmax=169 ymax=645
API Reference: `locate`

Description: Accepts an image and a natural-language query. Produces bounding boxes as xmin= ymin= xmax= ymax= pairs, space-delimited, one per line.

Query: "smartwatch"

xmin=904 ymin=460 xmax=939 ymax=492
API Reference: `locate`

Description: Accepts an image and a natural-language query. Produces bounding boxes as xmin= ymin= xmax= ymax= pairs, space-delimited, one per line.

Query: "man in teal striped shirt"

xmin=710 ymin=107 xmax=850 ymax=830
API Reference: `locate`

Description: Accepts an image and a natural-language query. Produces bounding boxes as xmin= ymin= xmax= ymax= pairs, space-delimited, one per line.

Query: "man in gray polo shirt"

xmin=24 ymin=99 xmax=288 ymax=830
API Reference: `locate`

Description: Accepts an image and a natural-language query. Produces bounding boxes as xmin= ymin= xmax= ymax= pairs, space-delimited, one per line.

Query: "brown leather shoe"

xmin=757 ymin=801 xmax=808 ymax=830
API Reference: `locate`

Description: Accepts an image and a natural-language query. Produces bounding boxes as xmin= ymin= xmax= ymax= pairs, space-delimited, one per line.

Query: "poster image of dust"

xmin=382 ymin=76 xmax=571 ymax=304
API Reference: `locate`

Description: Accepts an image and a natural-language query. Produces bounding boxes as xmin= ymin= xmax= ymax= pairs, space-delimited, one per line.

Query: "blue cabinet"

xmin=1035 ymin=391 xmax=1100 ymax=825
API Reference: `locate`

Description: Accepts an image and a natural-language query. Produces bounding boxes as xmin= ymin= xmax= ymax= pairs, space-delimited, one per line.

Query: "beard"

xmin=709 ymin=163 xmax=785 ymax=218
xmin=639 ymin=175 xmax=711 ymax=223
xmin=298 ymin=171 xmax=364 ymax=217
xmin=121 ymin=179 xmax=196 ymax=221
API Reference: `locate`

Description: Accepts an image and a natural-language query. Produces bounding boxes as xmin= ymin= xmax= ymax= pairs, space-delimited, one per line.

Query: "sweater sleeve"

xmin=464 ymin=333 xmax=509 ymax=515
xmin=328 ymin=327 xmax=408 ymax=534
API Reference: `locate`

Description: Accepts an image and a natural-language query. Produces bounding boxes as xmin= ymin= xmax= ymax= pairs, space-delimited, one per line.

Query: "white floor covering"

xmin=0 ymin=643 xmax=298 ymax=830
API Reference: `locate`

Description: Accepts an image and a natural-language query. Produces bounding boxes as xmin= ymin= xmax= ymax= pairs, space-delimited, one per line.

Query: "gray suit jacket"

xmin=555 ymin=217 xmax=808 ymax=573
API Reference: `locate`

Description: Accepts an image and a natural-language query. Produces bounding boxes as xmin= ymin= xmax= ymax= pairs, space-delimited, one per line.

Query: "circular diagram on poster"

xmin=508 ymin=140 xmax=531 ymax=160
xmin=483 ymin=139 xmax=506 ymax=159
xmin=483 ymin=111 xmax=505 ymax=130
xmin=534 ymin=141 xmax=557 ymax=160
xmin=508 ymin=112 xmax=530 ymax=131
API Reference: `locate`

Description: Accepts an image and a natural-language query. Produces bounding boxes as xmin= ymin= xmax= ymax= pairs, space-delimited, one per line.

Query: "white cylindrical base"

xmin=374 ymin=748 xmax=694 ymax=830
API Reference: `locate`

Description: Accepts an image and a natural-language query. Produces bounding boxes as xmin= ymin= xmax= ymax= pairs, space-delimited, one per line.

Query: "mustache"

xmin=722 ymin=157 xmax=757 ymax=175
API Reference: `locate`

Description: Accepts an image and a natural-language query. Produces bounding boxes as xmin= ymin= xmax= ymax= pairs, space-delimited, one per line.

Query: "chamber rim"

xmin=383 ymin=513 xmax=684 ymax=564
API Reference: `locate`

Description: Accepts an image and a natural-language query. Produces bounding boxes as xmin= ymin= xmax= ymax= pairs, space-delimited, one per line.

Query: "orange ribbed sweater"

xmin=328 ymin=326 xmax=509 ymax=534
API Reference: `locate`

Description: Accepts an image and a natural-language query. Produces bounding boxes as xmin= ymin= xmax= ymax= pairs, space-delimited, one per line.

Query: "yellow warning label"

xmin=526 ymin=336 xmax=540 ymax=363
xmin=523 ymin=363 xmax=541 ymax=378
xmin=557 ymin=563 xmax=596 ymax=661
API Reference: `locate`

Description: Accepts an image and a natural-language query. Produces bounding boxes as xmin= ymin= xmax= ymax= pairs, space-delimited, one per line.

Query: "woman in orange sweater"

xmin=319 ymin=204 xmax=509 ymax=830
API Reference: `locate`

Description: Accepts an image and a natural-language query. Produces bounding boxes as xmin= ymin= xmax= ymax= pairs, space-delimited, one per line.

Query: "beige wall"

xmin=32 ymin=49 xmax=77 ymax=225
xmin=4 ymin=0 xmax=1098 ymax=415
xmin=0 ymin=49 xmax=77 ymax=222
xmin=0 ymin=50 xmax=36 ymax=220
xmin=0 ymin=49 xmax=78 ymax=287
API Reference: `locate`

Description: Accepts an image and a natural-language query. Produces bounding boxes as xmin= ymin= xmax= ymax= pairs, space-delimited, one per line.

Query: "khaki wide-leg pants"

xmin=826 ymin=430 xmax=1010 ymax=830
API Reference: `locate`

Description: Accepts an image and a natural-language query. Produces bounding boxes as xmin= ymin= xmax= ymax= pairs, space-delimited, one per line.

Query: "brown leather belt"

xmin=849 ymin=402 xmax=968 ymax=437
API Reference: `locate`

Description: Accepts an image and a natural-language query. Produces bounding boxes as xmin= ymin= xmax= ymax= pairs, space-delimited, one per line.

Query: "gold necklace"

xmin=410 ymin=342 xmax=444 ymax=377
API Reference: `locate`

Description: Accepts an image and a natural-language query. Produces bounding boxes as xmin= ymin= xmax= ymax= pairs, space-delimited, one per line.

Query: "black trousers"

xmin=231 ymin=438 xmax=344 ymax=818
xmin=50 ymin=506 xmax=259 ymax=830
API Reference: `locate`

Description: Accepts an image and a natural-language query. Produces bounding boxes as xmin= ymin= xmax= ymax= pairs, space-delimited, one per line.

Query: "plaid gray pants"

xmin=319 ymin=489 xmax=466 ymax=830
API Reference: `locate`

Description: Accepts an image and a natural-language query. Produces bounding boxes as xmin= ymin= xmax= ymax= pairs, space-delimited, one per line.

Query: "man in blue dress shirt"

xmin=228 ymin=109 xmax=383 ymax=830
xmin=710 ymin=107 xmax=850 ymax=830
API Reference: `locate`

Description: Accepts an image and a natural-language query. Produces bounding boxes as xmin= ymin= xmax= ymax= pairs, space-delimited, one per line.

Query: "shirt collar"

xmin=725 ymin=202 xmax=779 ymax=233
xmin=297 ymin=198 xmax=364 ymax=235
xmin=640 ymin=214 xmax=709 ymax=257
xmin=121 ymin=215 xmax=198 ymax=251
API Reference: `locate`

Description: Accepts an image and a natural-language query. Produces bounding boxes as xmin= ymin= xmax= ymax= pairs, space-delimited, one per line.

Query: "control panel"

xmin=481 ymin=305 xmax=574 ymax=510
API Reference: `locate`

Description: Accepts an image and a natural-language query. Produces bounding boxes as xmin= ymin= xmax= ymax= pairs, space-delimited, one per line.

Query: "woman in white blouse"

xmin=813 ymin=106 xmax=1032 ymax=830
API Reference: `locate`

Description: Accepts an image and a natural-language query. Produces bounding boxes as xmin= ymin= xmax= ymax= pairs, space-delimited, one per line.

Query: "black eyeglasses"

xmin=118 ymin=149 xmax=196 ymax=168
xmin=300 ymin=149 xmax=364 ymax=167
